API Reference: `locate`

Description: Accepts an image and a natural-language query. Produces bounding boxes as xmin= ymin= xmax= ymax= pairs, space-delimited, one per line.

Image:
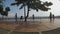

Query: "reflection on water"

xmin=2 ymin=18 xmax=49 ymax=21
xmin=2 ymin=18 xmax=60 ymax=21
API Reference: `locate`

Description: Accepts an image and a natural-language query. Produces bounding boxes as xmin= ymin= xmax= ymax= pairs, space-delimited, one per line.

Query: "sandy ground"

xmin=0 ymin=19 xmax=60 ymax=32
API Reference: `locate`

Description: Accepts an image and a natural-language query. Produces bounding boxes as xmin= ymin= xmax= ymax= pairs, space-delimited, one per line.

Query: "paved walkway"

xmin=0 ymin=19 xmax=60 ymax=32
xmin=0 ymin=19 xmax=60 ymax=34
xmin=14 ymin=19 xmax=60 ymax=32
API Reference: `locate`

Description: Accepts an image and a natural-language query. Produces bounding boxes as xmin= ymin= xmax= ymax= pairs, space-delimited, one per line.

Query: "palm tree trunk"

xmin=24 ymin=3 xmax=26 ymax=22
xmin=26 ymin=9 xmax=29 ymax=18
xmin=25 ymin=10 xmax=29 ymax=22
xmin=24 ymin=4 xmax=30 ymax=22
xmin=26 ymin=6 xmax=30 ymax=21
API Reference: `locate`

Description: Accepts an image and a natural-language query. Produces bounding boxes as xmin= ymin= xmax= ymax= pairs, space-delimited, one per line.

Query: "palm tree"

xmin=11 ymin=0 xmax=27 ymax=21
xmin=11 ymin=0 xmax=53 ymax=22
xmin=26 ymin=1 xmax=53 ymax=21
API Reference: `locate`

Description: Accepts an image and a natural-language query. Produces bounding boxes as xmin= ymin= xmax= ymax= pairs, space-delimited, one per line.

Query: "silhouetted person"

xmin=32 ymin=14 xmax=34 ymax=21
xmin=52 ymin=14 xmax=55 ymax=22
xmin=20 ymin=16 xmax=23 ymax=21
xmin=15 ymin=13 xmax=17 ymax=23
xmin=49 ymin=12 xmax=52 ymax=23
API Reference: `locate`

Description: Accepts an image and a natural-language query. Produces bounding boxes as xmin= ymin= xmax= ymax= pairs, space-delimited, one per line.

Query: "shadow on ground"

xmin=42 ymin=28 xmax=60 ymax=34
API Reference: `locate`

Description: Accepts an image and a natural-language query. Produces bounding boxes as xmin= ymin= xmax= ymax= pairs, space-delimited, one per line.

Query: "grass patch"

xmin=11 ymin=31 xmax=39 ymax=34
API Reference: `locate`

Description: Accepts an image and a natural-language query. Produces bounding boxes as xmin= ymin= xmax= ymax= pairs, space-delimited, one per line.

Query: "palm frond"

xmin=11 ymin=3 xmax=17 ymax=5
xmin=43 ymin=2 xmax=53 ymax=6
xmin=19 ymin=4 xmax=25 ymax=9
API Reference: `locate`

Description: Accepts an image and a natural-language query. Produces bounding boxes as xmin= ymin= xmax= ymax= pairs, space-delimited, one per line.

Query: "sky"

xmin=1 ymin=0 xmax=60 ymax=17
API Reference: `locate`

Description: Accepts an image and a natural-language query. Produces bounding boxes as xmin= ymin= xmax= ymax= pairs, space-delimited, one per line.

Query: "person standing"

xmin=52 ymin=14 xmax=55 ymax=22
xmin=20 ymin=16 xmax=23 ymax=21
xmin=49 ymin=12 xmax=52 ymax=23
xmin=32 ymin=14 xmax=34 ymax=21
xmin=53 ymin=14 xmax=55 ymax=19
xmin=15 ymin=13 xmax=17 ymax=23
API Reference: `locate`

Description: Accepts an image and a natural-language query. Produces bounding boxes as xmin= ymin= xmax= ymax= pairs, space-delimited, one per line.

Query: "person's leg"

xmin=53 ymin=18 xmax=55 ymax=23
xmin=15 ymin=18 xmax=17 ymax=24
xmin=50 ymin=18 xmax=52 ymax=23
xmin=15 ymin=18 xmax=16 ymax=24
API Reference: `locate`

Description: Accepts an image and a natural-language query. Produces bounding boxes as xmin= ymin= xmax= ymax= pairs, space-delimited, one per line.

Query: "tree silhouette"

xmin=1 ymin=7 xmax=10 ymax=16
xmin=0 ymin=0 xmax=10 ymax=18
xmin=11 ymin=0 xmax=53 ymax=22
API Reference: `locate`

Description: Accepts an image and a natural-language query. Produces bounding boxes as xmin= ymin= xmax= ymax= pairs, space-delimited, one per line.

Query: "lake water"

xmin=2 ymin=18 xmax=60 ymax=22
xmin=3 ymin=19 xmax=41 ymax=21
